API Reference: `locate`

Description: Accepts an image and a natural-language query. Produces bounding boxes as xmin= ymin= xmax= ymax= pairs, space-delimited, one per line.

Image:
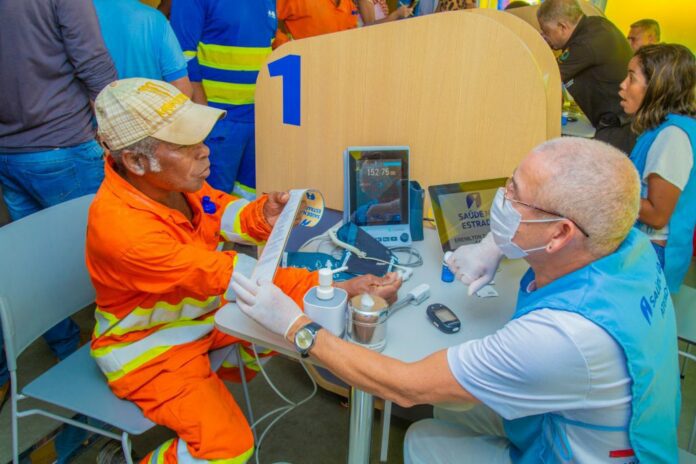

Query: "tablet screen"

xmin=346 ymin=149 xmax=409 ymax=227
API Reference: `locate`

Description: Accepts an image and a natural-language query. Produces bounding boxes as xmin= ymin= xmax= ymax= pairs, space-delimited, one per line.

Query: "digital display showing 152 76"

xmin=363 ymin=161 xmax=400 ymax=178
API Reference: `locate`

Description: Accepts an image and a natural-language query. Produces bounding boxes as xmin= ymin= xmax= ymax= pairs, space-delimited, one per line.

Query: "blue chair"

xmin=674 ymin=284 xmax=696 ymax=454
xmin=0 ymin=195 xmax=255 ymax=464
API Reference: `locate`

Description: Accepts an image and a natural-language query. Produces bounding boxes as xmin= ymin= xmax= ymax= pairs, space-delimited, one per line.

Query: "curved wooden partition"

xmin=255 ymin=11 xmax=556 ymax=209
xmin=468 ymin=9 xmax=561 ymax=140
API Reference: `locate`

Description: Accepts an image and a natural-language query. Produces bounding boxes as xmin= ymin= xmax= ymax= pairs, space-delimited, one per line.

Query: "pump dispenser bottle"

xmin=303 ymin=267 xmax=348 ymax=337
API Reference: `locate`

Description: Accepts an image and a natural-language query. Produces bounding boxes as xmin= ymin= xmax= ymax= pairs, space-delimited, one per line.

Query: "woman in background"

xmin=618 ymin=43 xmax=695 ymax=293
xmin=358 ymin=0 xmax=413 ymax=26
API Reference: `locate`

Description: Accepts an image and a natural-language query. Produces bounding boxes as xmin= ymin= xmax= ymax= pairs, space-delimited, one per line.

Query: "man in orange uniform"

xmin=88 ymin=78 xmax=400 ymax=463
xmin=274 ymin=0 xmax=358 ymax=48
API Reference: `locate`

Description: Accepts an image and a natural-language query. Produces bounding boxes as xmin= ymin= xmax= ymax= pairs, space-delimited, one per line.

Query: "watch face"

xmin=296 ymin=328 xmax=314 ymax=350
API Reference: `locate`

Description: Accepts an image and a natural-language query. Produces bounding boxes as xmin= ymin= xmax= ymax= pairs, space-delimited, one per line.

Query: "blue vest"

xmin=503 ymin=229 xmax=680 ymax=463
xmin=630 ymin=114 xmax=696 ymax=293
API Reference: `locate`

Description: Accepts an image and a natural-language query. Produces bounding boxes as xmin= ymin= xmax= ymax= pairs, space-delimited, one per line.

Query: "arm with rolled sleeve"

xmin=446 ymin=311 xmax=595 ymax=419
xmin=213 ymin=192 xmax=273 ymax=246
xmin=103 ymin=227 xmax=316 ymax=309
xmin=159 ymin=19 xmax=189 ymax=83
xmin=56 ymin=0 xmax=117 ymax=99
xmin=206 ymin=188 xmax=319 ymax=304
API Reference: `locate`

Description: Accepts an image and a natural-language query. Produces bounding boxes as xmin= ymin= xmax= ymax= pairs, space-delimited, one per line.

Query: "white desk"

xmin=561 ymin=112 xmax=596 ymax=139
xmin=215 ymin=228 xmax=528 ymax=463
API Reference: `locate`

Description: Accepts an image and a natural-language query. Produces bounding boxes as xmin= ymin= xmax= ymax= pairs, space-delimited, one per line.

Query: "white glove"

xmin=230 ymin=273 xmax=303 ymax=338
xmin=446 ymin=233 xmax=504 ymax=296
xmin=224 ymin=253 xmax=257 ymax=301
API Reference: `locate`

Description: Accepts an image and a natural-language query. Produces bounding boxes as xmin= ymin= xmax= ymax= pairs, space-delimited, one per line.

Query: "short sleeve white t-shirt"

xmin=638 ymin=126 xmax=694 ymax=241
xmin=447 ymin=308 xmax=634 ymax=463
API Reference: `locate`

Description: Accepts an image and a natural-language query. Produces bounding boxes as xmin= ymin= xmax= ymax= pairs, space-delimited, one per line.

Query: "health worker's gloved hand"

xmin=446 ymin=233 xmax=504 ymax=296
xmin=231 ymin=273 xmax=303 ymax=338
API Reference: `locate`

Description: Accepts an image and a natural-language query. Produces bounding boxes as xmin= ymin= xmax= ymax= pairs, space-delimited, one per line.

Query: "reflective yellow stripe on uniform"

xmin=94 ymin=296 xmax=220 ymax=337
xmin=220 ymin=345 xmax=271 ymax=373
xmin=176 ymin=437 xmax=254 ymax=464
xmin=183 ymin=50 xmax=197 ymax=62
xmin=233 ymin=182 xmax=256 ymax=201
xmin=92 ymin=316 xmax=216 ymax=382
xmin=219 ymin=198 xmax=263 ymax=245
xmin=93 ymin=306 xmax=119 ymax=338
xmin=197 ymin=43 xmax=271 ymax=72
xmin=202 ymin=80 xmax=256 ymax=106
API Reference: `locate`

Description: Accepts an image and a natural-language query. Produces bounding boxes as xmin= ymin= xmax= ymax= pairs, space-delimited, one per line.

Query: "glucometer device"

xmin=344 ymin=146 xmax=411 ymax=246
xmin=426 ymin=303 xmax=461 ymax=334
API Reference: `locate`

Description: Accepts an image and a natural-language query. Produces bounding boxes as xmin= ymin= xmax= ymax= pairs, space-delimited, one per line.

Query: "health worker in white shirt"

xmin=232 ymin=137 xmax=680 ymax=463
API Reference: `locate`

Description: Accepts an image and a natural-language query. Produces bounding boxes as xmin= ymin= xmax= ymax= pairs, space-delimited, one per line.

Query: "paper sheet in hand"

xmin=252 ymin=189 xmax=324 ymax=282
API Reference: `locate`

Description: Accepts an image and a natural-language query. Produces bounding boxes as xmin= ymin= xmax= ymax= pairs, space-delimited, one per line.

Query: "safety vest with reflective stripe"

xmin=170 ymin=0 xmax=277 ymax=122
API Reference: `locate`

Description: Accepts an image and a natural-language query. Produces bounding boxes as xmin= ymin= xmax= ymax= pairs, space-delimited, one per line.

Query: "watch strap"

xmin=295 ymin=321 xmax=322 ymax=358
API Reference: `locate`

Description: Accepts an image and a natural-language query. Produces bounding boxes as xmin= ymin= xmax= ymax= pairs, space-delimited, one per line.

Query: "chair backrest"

xmin=0 ymin=195 xmax=96 ymax=370
xmin=673 ymin=284 xmax=696 ymax=344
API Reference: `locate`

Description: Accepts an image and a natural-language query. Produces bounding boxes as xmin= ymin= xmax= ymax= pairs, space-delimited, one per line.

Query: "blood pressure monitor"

xmin=344 ymin=146 xmax=411 ymax=246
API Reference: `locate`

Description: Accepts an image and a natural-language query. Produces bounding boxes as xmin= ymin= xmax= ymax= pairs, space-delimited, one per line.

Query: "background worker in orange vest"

xmin=274 ymin=0 xmax=360 ymax=49
xmin=88 ymin=78 xmax=401 ymax=463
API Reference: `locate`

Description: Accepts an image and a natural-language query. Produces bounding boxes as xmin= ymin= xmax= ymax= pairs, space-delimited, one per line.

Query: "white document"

xmin=476 ymin=285 xmax=499 ymax=298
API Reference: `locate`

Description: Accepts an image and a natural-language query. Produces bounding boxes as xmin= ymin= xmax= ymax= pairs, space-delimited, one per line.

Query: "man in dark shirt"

xmin=537 ymin=0 xmax=635 ymax=154
xmin=0 ymin=0 xmax=116 ymax=408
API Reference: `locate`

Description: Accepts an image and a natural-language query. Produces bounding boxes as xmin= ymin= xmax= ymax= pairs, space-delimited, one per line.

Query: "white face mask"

xmin=489 ymin=188 xmax=564 ymax=259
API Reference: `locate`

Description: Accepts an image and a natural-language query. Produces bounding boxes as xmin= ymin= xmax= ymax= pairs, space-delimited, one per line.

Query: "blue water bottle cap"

xmin=441 ymin=254 xmax=455 ymax=283
xmin=202 ymin=195 xmax=216 ymax=214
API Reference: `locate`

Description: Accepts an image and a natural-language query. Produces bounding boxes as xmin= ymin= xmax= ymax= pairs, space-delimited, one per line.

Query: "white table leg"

xmin=379 ymin=400 xmax=392 ymax=462
xmin=348 ymin=387 xmax=374 ymax=464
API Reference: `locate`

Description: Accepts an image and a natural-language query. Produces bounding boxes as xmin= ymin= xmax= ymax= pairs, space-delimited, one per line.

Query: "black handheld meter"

xmin=426 ymin=303 xmax=460 ymax=334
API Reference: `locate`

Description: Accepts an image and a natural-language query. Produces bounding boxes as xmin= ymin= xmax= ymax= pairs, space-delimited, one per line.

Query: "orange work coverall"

xmin=87 ymin=158 xmax=317 ymax=463
xmin=274 ymin=0 xmax=358 ymax=48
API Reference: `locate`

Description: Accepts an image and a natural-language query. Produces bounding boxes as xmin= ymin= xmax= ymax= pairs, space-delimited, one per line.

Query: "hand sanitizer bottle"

xmin=303 ymin=267 xmax=348 ymax=337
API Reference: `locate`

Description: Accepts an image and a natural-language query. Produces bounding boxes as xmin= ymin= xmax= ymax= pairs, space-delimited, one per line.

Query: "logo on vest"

xmin=640 ymin=261 xmax=670 ymax=324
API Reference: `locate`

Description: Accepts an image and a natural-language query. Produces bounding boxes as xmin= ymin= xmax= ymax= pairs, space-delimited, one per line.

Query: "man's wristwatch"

xmin=293 ymin=322 xmax=322 ymax=358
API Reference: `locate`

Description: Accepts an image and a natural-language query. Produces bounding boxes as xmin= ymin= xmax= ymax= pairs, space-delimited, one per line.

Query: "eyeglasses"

xmin=503 ymin=178 xmax=590 ymax=238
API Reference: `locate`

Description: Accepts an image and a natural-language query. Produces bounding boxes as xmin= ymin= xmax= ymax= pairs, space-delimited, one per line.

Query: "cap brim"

xmin=151 ymin=101 xmax=225 ymax=146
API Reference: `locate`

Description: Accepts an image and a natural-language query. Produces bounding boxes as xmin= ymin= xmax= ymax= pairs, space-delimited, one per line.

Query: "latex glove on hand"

xmin=446 ymin=233 xmax=504 ymax=296
xmin=334 ymin=272 xmax=402 ymax=304
xmin=230 ymin=273 xmax=303 ymax=338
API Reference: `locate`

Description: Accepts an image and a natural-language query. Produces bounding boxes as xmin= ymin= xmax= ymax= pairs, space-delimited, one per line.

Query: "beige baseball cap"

xmin=95 ymin=78 xmax=225 ymax=151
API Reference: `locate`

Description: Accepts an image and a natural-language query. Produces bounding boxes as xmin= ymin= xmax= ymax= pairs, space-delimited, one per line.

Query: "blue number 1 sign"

xmin=267 ymin=54 xmax=301 ymax=126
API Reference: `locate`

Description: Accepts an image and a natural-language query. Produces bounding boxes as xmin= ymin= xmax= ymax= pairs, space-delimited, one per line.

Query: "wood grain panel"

xmin=256 ymin=11 xmax=551 ymax=209
xmin=468 ymin=8 xmax=561 ymax=139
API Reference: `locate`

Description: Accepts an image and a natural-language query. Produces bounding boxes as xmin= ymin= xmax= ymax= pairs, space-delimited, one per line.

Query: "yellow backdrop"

xmin=605 ymin=0 xmax=696 ymax=52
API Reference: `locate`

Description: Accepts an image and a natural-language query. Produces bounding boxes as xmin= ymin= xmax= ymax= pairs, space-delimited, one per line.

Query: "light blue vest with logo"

xmin=503 ymin=229 xmax=680 ymax=463
xmin=630 ymin=114 xmax=696 ymax=293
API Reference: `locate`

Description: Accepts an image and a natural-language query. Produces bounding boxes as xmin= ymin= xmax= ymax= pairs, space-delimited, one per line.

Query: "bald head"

xmin=521 ymin=137 xmax=640 ymax=257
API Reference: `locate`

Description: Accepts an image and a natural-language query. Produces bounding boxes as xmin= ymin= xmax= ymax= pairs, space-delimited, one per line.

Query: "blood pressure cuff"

xmin=336 ymin=222 xmax=393 ymax=277
xmin=283 ymin=222 xmax=394 ymax=279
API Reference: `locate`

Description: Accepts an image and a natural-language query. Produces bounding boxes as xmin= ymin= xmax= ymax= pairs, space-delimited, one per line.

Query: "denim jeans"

xmin=0 ymin=139 xmax=105 ymax=220
xmin=0 ymin=139 xmax=104 ymax=385
xmin=204 ymin=118 xmax=255 ymax=195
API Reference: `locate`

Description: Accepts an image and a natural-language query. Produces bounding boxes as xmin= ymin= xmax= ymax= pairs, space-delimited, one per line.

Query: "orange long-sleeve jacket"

xmin=87 ymin=158 xmax=317 ymax=392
